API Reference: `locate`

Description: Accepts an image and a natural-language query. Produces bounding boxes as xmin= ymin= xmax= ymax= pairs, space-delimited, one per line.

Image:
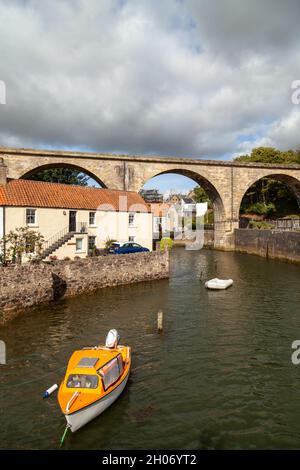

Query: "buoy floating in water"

xmin=43 ymin=383 xmax=58 ymax=398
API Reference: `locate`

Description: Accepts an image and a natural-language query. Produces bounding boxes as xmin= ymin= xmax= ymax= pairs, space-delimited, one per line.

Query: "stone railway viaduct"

xmin=0 ymin=146 xmax=300 ymax=249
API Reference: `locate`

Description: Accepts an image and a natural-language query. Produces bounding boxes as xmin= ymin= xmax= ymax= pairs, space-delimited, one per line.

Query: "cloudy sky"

xmin=0 ymin=0 xmax=300 ymax=189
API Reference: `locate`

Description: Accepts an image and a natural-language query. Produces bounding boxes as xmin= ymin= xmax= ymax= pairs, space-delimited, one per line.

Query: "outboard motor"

xmin=105 ymin=329 xmax=120 ymax=348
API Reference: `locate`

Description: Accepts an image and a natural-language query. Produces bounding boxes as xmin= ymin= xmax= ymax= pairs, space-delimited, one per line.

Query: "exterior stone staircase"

xmin=40 ymin=223 xmax=87 ymax=260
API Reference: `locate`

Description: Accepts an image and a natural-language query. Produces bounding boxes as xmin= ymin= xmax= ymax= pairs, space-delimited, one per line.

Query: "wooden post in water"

xmin=157 ymin=310 xmax=163 ymax=333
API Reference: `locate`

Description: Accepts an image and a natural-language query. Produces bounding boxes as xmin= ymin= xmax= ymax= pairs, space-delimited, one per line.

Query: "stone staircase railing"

xmin=40 ymin=223 xmax=87 ymax=260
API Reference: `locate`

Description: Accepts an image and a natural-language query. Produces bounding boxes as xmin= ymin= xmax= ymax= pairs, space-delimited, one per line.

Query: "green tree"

xmin=235 ymin=146 xmax=300 ymax=164
xmin=235 ymin=147 xmax=300 ymax=217
xmin=27 ymin=168 xmax=89 ymax=186
xmin=191 ymin=186 xmax=214 ymax=223
xmin=192 ymin=186 xmax=211 ymax=204
xmin=1 ymin=227 xmax=44 ymax=264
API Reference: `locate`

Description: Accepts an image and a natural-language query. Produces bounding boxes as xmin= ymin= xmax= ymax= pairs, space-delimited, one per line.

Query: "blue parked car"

xmin=114 ymin=242 xmax=150 ymax=254
xmin=107 ymin=242 xmax=121 ymax=254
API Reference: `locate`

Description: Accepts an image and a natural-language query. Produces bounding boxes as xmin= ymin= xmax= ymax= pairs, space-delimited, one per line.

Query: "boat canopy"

xmin=76 ymin=357 xmax=99 ymax=368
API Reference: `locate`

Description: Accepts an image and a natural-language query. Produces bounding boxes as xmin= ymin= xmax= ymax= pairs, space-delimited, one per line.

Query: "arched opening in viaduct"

xmin=140 ymin=168 xmax=227 ymax=245
xmin=20 ymin=163 xmax=106 ymax=188
xmin=238 ymin=173 xmax=300 ymax=227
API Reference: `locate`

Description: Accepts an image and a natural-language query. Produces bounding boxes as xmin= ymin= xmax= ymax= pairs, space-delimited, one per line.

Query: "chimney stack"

xmin=0 ymin=158 xmax=7 ymax=185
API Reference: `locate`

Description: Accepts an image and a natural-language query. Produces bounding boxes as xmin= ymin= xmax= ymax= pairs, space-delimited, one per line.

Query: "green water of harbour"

xmin=1 ymin=247 xmax=300 ymax=449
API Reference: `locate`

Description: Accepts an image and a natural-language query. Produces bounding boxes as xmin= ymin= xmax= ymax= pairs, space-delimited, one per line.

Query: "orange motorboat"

xmin=58 ymin=330 xmax=131 ymax=432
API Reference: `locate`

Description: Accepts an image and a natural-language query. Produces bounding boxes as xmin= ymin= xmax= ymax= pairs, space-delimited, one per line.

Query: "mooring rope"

xmin=59 ymin=424 xmax=70 ymax=448
xmin=0 ymin=366 xmax=66 ymax=389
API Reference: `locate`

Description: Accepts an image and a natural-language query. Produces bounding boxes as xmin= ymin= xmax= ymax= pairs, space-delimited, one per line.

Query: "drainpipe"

xmin=123 ymin=161 xmax=126 ymax=191
xmin=230 ymin=166 xmax=234 ymax=233
xmin=2 ymin=206 xmax=5 ymax=262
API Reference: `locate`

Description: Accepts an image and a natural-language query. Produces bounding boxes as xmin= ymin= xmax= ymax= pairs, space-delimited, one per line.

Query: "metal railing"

xmin=240 ymin=217 xmax=300 ymax=231
xmin=265 ymin=218 xmax=300 ymax=231
xmin=43 ymin=225 xmax=70 ymax=252
xmin=76 ymin=222 xmax=88 ymax=233
xmin=42 ymin=222 xmax=88 ymax=251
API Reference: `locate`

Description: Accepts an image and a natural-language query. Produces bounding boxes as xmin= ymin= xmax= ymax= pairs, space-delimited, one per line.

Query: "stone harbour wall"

xmin=235 ymin=229 xmax=300 ymax=264
xmin=0 ymin=250 xmax=169 ymax=324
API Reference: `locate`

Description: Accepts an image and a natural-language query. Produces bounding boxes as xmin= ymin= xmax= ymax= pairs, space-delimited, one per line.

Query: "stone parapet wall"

xmin=0 ymin=250 xmax=169 ymax=324
xmin=235 ymin=229 xmax=300 ymax=263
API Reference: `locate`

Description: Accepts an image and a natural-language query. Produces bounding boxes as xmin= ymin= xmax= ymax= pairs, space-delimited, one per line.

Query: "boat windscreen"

xmin=67 ymin=374 xmax=99 ymax=389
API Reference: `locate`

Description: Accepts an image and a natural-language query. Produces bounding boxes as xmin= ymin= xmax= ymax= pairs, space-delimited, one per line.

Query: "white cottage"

xmin=0 ymin=179 xmax=153 ymax=260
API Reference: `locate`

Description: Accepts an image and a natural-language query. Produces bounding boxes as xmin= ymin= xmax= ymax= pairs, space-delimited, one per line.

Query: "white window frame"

xmin=128 ymin=213 xmax=135 ymax=227
xmin=26 ymin=208 xmax=37 ymax=226
xmin=128 ymin=235 xmax=135 ymax=242
xmin=89 ymin=211 xmax=96 ymax=226
xmin=76 ymin=237 xmax=84 ymax=252
xmin=88 ymin=236 xmax=96 ymax=250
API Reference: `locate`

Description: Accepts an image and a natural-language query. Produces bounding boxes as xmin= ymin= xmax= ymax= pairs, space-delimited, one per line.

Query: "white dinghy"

xmin=205 ymin=278 xmax=233 ymax=290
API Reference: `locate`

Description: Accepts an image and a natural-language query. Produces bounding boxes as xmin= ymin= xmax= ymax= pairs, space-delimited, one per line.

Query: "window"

xmin=88 ymin=236 xmax=96 ymax=250
xmin=128 ymin=213 xmax=135 ymax=226
xmin=128 ymin=236 xmax=135 ymax=242
xmin=26 ymin=208 xmax=36 ymax=225
xmin=25 ymin=237 xmax=35 ymax=254
xmin=99 ymin=355 xmax=124 ymax=391
xmin=89 ymin=212 xmax=96 ymax=226
xmin=76 ymin=238 xmax=83 ymax=251
xmin=67 ymin=374 xmax=99 ymax=389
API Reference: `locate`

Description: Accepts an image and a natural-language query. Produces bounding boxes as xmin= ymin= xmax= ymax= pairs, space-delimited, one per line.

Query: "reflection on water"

xmin=1 ymin=248 xmax=300 ymax=449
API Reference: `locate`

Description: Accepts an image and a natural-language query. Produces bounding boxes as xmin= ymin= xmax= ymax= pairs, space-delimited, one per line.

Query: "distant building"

xmin=166 ymin=194 xmax=198 ymax=217
xmin=166 ymin=194 xmax=194 ymax=206
xmin=140 ymin=188 xmax=163 ymax=203
xmin=187 ymin=189 xmax=197 ymax=201
xmin=149 ymin=200 xmax=208 ymax=239
xmin=149 ymin=202 xmax=179 ymax=236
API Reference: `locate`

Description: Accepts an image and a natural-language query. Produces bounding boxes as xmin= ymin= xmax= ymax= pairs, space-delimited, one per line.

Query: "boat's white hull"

xmin=205 ymin=278 xmax=233 ymax=290
xmin=65 ymin=372 xmax=130 ymax=432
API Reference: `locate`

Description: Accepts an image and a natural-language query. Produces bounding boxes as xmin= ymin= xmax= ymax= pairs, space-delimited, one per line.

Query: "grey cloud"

xmin=187 ymin=0 xmax=300 ymax=60
xmin=0 ymin=0 xmax=300 ymax=159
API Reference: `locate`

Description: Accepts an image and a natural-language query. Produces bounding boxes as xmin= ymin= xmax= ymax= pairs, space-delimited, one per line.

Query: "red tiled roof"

xmin=0 ymin=179 xmax=149 ymax=212
xmin=148 ymin=202 xmax=172 ymax=217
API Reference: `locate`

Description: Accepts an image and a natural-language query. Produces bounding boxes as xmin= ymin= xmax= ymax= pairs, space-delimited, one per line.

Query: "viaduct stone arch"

xmin=21 ymin=162 xmax=108 ymax=187
xmin=232 ymin=168 xmax=300 ymax=223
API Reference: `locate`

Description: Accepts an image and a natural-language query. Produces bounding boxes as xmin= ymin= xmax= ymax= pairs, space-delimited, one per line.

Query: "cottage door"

xmin=69 ymin=211 xmax=77 ymax=232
